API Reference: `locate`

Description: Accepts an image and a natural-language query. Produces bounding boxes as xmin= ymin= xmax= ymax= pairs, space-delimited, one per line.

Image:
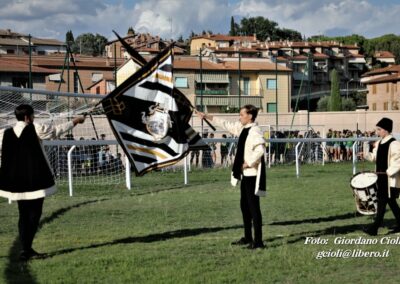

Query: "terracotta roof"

xmin=191 ymin=34 xmax=256 ymax=42
xmin=173 ymin=57 xmax=291 ymax=72
xmin=374 ymin=51 xmax=395 ymax=58
xmin=362 ymin=65 xmax=400 ymax=77
xmin=29 ymin=37 xmax=65 ymax=46
xmin=291 ymin=55 xmax=308 ymax=60
xmin=346 ymin=53 xmax=364 ymax=58
xmin=0 ymin=29 xmax=26 ymax=37
xmin=208 ymin=47 xmax=259 ymax=53
xmin=313 ymin=52 xmax=329 ymax=59
xmin=0 ymin=38 xmax=29 ymax=46
xmin=0 ymin=58 xmax=55 ymax=73
xmin=0 ymin=54 xmax=125 ymax=70
xmin=365 ymin=73 xmax=400 ymax=84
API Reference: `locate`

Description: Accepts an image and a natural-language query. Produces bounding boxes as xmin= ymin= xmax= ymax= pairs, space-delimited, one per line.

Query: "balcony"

xmin=195 ymin=95 xmax=263 ymax=108
xmin=195 ymin=89 xmax=228 ymax=95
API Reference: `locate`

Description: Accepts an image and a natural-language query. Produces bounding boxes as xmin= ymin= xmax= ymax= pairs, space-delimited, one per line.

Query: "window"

xmin=267 ymin=103 xmax=277 ymax=113
xmin=7 ymin=49 xmax=15 ymax=54
xmin=372 ymin=103 xmax=377 ymax=111
xmin=386 ymin=83 xmax=389 ymax=93
xmin=96 ymin=86 xmax=101 ymax=94
xmin=175 ymin=77 xmax=188 ymax=88
xmin=243 ymin=77 xmax=250 ymax=95
xmin=372 ymin=85 xmax=377 ymax=94
xmin=384 ymin=102 xmax=388 ymax=110
xmin=267 ymin=79 xmax=277 ymax=90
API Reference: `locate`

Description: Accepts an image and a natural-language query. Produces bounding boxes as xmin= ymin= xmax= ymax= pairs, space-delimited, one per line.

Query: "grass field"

xmin=1 ymin=162 xmax=400 ymax=284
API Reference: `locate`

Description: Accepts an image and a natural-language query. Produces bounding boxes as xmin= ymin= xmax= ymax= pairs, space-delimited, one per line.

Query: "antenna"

xmin=168 ymin=17 xmax=172 ymax=39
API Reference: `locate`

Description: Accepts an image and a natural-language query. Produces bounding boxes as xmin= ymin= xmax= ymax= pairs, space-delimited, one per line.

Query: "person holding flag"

xmin=195 ymin=105 xmax=266 ymax=249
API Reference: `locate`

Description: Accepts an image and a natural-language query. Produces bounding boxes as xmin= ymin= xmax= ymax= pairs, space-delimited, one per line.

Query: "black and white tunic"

xmin=0 ymin=120 xmax=74 ymax=200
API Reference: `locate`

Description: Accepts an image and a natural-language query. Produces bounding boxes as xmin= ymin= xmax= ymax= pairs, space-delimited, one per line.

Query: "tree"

xmin=177 ymin=35 xmax=184 ymax=43
xmin=65 ymin=30 xmax=74 ymax=45
xmin=329 ymin=69 xmax=342 ymax=111
xmin=229 ymin=16 xmax=237 ymax=36
xmin=317 ymin=96 xmax=330 ymax=111
xmin=235 ymin=16 xmax=302 ymax=41
xmin=341 ymin=98 xmax=356 ymax=111
xmin=71 ymin=33 xmax=108 ymax=56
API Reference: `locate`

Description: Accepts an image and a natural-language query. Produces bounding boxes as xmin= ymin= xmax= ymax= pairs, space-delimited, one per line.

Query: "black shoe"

xmin=19 ymin=249 xmax=44 ymax=261
xmin=363 ymin=226 xmax=378 ymax=236
xmin=247 ymin=242 xmax=266 ymax=250
xmin=29 ymin=249 xmax=45 ymax=259
xmin=231 ymin=237 xmax=252 ymax=246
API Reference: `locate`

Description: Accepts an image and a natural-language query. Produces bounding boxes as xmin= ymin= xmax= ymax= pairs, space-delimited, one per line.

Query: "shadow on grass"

xmin=266 ymin=218 xmax=399 ymax=248
xmin=4 ymin=199 xmax=107 ymax=284
xmin=269 ymin=212 xmax=361 ymax=226
xmin=40 ymin=225 xmax=243 ymax=259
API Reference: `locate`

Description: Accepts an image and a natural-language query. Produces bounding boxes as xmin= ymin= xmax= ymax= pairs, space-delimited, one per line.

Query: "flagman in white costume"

xmin=196 ymin=105 xmax=267 ymax=249
xmin=0 ymin=104 xmax=85 ymax=261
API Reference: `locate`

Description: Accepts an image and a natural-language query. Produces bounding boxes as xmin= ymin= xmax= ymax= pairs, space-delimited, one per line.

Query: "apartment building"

xmin=0 ymin=54 xmax=123 ymax=94
xmin=361 ymin=65 xmax=400 ymax=111
xmin=190 ymin=34 xmax=373 ymax=110
xmin=173 ymin=56 xmax=291 ymax=113
xmin=0 ymin=28 xmax=66 ymax=55
xmin=105 ymin=32 xmax=186 ymax=59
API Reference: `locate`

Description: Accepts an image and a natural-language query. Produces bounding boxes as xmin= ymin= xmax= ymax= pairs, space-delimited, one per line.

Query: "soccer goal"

xmin=0 ymin=86 xmax=131 ymax=195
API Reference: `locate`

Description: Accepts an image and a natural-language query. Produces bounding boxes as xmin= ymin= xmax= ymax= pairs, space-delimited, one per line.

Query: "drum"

xmin=350 ymin=172 xmax=378 ymax=215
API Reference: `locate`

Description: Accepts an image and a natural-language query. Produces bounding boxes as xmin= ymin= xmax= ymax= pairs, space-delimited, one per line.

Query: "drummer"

xmin=363 ymin=117 xmax=400 ymax=236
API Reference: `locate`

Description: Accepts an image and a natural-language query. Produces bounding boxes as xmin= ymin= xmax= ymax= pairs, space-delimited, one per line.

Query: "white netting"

xmin=0 ymin=86 xmax=127 ymax=186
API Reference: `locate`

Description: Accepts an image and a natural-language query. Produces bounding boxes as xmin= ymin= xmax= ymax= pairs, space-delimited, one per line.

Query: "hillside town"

xmin=1 ymin=27 xmax=399 ymax=115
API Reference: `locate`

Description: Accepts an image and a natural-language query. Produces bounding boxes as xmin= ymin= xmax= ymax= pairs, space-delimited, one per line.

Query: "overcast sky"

xmin=1 ymin=0 xmax=399 ymax=41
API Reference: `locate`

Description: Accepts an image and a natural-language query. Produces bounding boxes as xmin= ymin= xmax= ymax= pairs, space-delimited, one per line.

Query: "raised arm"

xmin=34 ymin=116 xmax=86 ymax=140
xmin=194 ymin=110 xmax=242 ymax=136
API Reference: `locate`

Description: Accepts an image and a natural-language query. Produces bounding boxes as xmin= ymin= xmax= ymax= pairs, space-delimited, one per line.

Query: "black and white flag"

xmin=102 ymin=44 xmax=205 ymax=176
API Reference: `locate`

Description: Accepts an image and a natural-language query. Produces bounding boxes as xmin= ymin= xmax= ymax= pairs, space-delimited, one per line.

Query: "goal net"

xmin=0 ymin=86 xmax=127 ymax=187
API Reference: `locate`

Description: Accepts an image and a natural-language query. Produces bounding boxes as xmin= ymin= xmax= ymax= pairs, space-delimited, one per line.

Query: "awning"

xmin=48 ymin=73 xmax=61 ymax=81
xmin=348 ymin=58 xmax=366 ymax=64
xmin=195 ymin=72 xmax=229 ymax=83
xmin=92 ymin=73 xmax=103 ymax=82
xmin=195 ymin=95 xmax=262 ymax=108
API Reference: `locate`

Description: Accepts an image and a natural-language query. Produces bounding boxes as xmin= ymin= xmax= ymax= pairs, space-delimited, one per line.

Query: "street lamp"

xmin=346 ymin=78 xmax=354 ymax=99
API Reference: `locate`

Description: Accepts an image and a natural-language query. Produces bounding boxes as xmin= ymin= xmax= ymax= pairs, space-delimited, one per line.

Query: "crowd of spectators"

xmin=46 ymin=133 xmax=125 ymax=177
xmin=190 ymin=128 xmax=379 ymax=168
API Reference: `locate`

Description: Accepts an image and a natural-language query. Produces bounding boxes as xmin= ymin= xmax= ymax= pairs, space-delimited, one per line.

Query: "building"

xmin=191 ymin=35 xmax=370 ymax=110
xmin=115 ymin=54 xmax=291 ymax=113
xmin=0 ymin=28 xmax=66 ymax=55
xmin=105 ymin=32 xmax=186 ymax=59
xmin=0 ymin=53 xmax=123 ymax=94
xmin=373 ymin=51 xmax=396 ymax=66
xmin=174 ymin=56 xmax=292 ymax=113
xmin=361 ymin=65 xmax=400 ymax=111
xmin=190 ymin=34 xmax=258 ymax=56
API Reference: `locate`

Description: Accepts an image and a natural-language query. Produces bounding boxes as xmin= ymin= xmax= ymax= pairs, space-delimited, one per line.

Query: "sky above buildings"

xmin=1 ymin=0 xmax=400 ymax=41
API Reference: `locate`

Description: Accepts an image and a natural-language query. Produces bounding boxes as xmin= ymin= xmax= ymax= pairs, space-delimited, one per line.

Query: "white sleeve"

xmin=0 ymin=128 xmax=5 ymax=152
xmin=34 ymin=121 xmax=74 ymax=140
xmin=363 ymin=142 xmax=376 ymax=162
xmin=387 ymin=141 xmax=400 ymax=177
xmin=246 ymin=127 xmax=266 ymax=167
xmin=213 ymin=117 xmax=243 ymax=137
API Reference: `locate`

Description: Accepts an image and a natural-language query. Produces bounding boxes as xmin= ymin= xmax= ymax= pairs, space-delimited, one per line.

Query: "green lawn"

xmin=1 ymin=162 xmax=399 ymax=284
